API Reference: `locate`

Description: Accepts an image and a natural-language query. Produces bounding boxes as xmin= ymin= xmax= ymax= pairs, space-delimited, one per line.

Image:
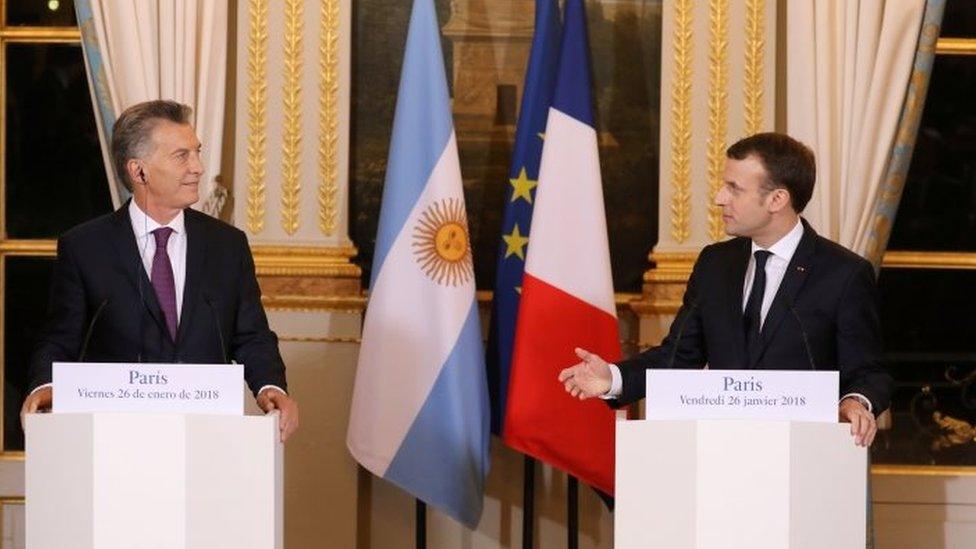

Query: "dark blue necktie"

xmin=744 ymin=250 xmax=772 ymax=365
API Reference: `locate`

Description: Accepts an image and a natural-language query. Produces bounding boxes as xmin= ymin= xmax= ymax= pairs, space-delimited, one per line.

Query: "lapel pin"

xmin=796 ymin=266 xmax=806 ymax=272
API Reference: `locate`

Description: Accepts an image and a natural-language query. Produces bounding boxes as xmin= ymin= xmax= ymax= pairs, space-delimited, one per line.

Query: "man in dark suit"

xmin=21 ymin=100 xmax=299 ymax=441
xmin=559 ymin=132 xmax=891 ymax=447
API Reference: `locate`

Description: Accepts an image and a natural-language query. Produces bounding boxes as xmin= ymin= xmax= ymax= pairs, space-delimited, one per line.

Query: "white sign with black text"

xmin=645 ymin=369 xmax=839 ymax=423
xmin=53 ymin=362 xmax=244 ymax=415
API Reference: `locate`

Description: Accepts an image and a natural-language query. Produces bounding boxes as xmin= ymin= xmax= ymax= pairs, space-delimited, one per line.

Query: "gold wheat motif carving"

xmin=743 ymin=0 xmax=765 ymax=135
xmin=246 ymin=0 xmax=268 ymax=234
xmin=319 ymin=0 xmax=340 ymax=236
xmin=281 ymin=0 xmax=304 ymax=236
xmin=670 ymin=0 xmax=693 ymax=244
xmin=707 ymin=0 xmax=729 ymax=242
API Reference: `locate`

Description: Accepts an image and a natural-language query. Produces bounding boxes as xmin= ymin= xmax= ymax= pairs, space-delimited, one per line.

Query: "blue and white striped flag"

xmin=346 ymin=0 xmax=490 ymax=528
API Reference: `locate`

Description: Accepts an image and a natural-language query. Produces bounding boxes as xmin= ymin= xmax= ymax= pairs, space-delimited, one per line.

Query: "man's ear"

xmin=125 ymin=159 xmax=145 ymax=186
xmin=767 ymin=188 xmax=791 ymax=213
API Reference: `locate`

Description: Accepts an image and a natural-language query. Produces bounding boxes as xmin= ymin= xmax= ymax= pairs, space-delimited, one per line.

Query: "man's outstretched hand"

xmin=557 ymin=347 xmax=612 ymax=400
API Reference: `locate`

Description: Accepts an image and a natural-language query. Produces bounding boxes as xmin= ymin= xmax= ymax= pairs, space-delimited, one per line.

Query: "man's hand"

xmin=257 ymin=388 xmax=299 ymax=442
xmin=839 ymin=397 xmax=876 ymax=447
xmin=20 ymin=386 xmax=53 ymax=429
xmin=557 ymin=347 xmax=612 ymax=400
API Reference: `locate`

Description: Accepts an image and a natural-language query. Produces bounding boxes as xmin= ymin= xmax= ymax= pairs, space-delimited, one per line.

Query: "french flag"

xmin=502 ymin=0 xmax=619 ymax=496
xmin=346 ymin=0 xmax=490 ymax=528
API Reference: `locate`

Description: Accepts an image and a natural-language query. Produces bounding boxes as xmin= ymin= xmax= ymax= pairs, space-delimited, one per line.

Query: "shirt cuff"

xmin=840 ymin=393 xmax=871 ymax=414
xmin=257 ymin=385 xmax=287 ymax=397
xmin=30 ymin=383 xmax=52 ymax=396
xmin=600 ymin=364 xmax=623 ymax=399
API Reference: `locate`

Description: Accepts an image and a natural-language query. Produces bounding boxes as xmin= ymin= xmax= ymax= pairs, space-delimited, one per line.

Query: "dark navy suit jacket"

xmin=29 ymin=201 xmax=286 ymax=395
xmin=613 ymin=220 xmax=892 ymax=413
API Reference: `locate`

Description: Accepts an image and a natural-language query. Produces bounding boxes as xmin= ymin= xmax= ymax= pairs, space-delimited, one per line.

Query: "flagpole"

xmin=416 ymin=499 xmax=427 ymax=549
xmin=567 ymin=475 xmax=578 ymax=549
xmin=523 ymin=456 xmax=536 ymax=549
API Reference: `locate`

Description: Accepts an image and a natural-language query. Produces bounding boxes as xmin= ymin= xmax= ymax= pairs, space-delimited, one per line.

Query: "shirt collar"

xmin=751 ymin=218 xmax=803 ymax=262
xmin=128 ymin=199 xmax=185 ymax=239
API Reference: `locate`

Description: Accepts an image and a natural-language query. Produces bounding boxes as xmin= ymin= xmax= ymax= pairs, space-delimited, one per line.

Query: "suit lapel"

xmin=750 ymin=220 xmax=816 ymax=368
xmin=176 ymin=210 xmax=208 ymax=346
xmin=108 ymin=200 xmax=170 ymax=338
xmin=725 ymin=238 xmax=751 ymax=368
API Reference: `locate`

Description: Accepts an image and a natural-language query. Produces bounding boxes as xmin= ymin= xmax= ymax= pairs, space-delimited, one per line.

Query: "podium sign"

xmin=53 ymin=362 xmax=243 ymax=415
xmin=645 ymin=369 xmax=838 ymax=422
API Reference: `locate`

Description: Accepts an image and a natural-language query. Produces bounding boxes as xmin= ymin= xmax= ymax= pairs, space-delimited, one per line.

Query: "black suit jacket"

xmin=615 ymin=220 xmax=892 ymax=413
xmin=28 ymin=202 xmax=287 ymax=395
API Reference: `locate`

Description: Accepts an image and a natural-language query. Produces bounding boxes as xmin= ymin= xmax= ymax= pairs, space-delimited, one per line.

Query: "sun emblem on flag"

xmin=412 ymin=198 xmax=474 ymax=286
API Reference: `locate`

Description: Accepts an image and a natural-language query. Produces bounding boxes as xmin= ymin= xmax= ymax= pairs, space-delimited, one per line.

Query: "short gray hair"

xmin=111 ymin=100 xmax=193 ymax=190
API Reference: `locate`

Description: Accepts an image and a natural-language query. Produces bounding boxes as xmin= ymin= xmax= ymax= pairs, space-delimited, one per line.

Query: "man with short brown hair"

xmin=23 ymin=100 xmax=299 ymax=441
xmin=560 ymin=132 xmax=891 ymax=447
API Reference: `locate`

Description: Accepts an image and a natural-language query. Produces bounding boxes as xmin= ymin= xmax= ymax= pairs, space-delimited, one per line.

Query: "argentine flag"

xmin=346 ymin=0 xmax=490 ymax=528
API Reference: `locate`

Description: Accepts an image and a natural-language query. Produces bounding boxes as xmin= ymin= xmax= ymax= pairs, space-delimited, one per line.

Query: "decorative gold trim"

xmin=644 ymin=252 xmax=697 ymax=283
xmin=707 ymin=0 xmax=729 ymax=242
xmin=872 ymin=464 xmax=976 ymax=477
xmin=246 ymin=0 xmax=269 ymax=234
xmin=264 ymin=294 xmax=365 ymax=311
xmin=669 ymin=0 xmax=693 ymax=244
xmin=0 ymin=27 xmax=80 ymax=41
xmin=318 ymin=0 xmax=340 ymax=236
xmin=882 ymin=251 xmax=976 ymax=270
xmin=0 ymin=240 xmax=57 ymax=255
xmin=743 ymin=0 xmax=765 ymax=135
xmin=279 ymin=335 xmax=361 ymax=343
xmin=935 ymin=37 xmax=976 ymax=56
xmin=473 ymin=290 xmax=642 ymax=308
xmin=0 ymin=496 xmax=25 ymax=545
xmin=252 ymin=245 xmax=361 ymax=278
xmin=280 ymin=0 xmax=304 ymax=236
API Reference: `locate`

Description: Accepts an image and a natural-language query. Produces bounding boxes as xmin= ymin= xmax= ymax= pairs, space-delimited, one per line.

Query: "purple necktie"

xmin=151 ymin=227 xmax=178 ymax=341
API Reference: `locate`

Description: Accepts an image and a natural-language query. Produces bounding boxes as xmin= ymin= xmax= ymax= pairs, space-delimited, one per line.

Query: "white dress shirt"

xmin=604 ymin=219 xmax=870 ymax=411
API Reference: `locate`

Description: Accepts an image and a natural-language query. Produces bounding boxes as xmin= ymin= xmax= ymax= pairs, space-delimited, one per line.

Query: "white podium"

xmin=615 ymin=419 xmax=866 ymax=549
xmin=25 ymin=412 xmax=283 ymax=549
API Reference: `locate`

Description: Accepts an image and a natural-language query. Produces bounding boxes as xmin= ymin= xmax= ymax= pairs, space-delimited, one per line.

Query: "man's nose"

xmin=189 ymin=152 xmax=204 ymax=175
xmin=715 ymin=186 xmax=728 ymax=205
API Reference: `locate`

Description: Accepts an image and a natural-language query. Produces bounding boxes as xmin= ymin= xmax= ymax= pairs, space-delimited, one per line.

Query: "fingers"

xmin=848 ymin=412 xmax=862 ymax=445
xmin=557 ymin=366 xmax=577 ymax=383
xmin=275 ymin=398 xmax=299 ymax=442
xmin=256 ymin=392 xmax=275 ymax=413
xmin=864 ymin=417 xmax=877 ymax=447
xmin=574 ymin=347 xmax=591 ymax=362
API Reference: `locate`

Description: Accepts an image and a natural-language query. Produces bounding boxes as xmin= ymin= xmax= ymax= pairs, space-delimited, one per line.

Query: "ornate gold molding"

xmin=632 ymin=252 xmax=698 ymax=315
xmin=0 ymin=27 xmax=80 ymax=41
xmin=280 ymin=0 xmax=304 ymax=236
xmin=252 ymin=245 xmax=360 ymax=277
xmin=670 ymin=0 xmax=693 ymax=244
xmin=935 ymin=37 xmax=976 ymax=56
xmin=278 ymin=334 xmax=361 ymax=343
xmin=872 ymin=464 xmax=976 ymax=476
xmin=881 ymin=251 xmax=976 ymax=270
xmin=264 ymin=294 xmax=365 ymax=311
xmin=743 ymin=0 xmax=765 ymax=135
xmin=707 ymin=0 xmax=729 ymax=242
xmin=246 ymin=0 xmax=269 ymax=234
xmin=318 ymin=0 xmax=340 ymax=236
xmin=255 ymin=245 xmax=362 ymax=311
xmin=0 ymin=240 xmax=56 ymax=255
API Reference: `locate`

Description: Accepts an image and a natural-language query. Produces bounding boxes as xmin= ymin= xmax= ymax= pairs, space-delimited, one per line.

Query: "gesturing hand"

xmin=556 ymin=347 xmax=612 ymax=400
